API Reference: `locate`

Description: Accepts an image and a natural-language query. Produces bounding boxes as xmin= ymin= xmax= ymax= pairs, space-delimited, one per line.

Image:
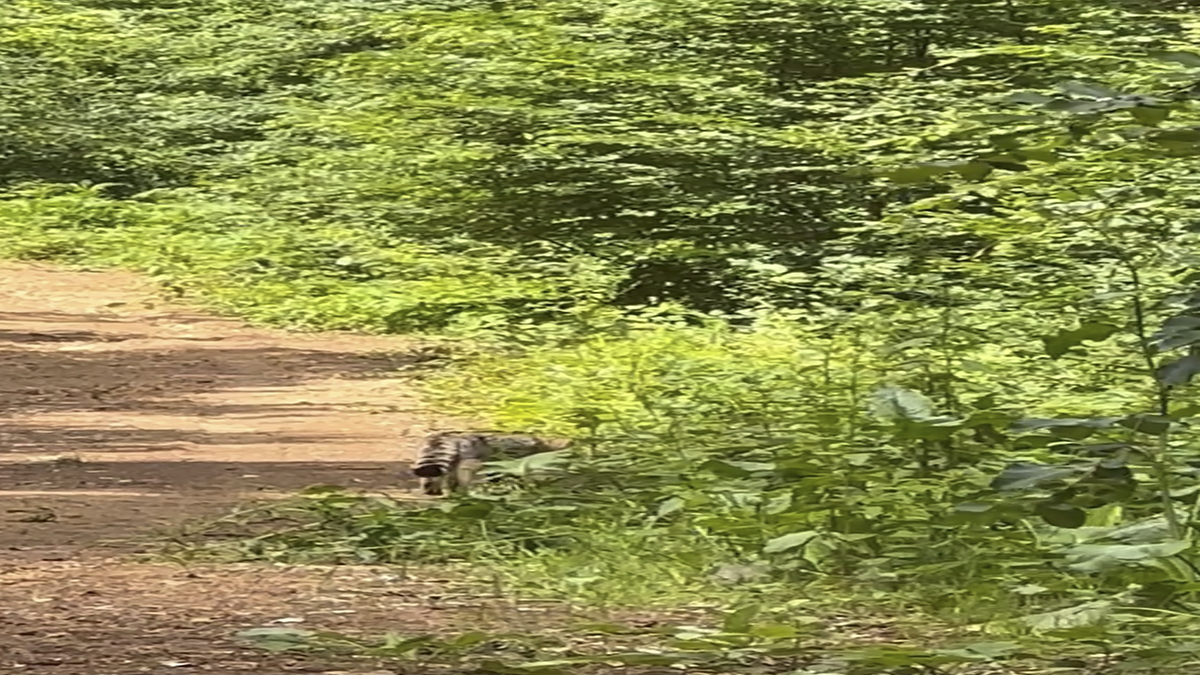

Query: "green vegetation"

xmin=12 ymin=0 xmax=1200 ymax=670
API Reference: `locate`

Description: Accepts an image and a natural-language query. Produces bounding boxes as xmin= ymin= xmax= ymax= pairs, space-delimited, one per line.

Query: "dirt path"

xmin=0 ymin=262 xmax=475 ymax=673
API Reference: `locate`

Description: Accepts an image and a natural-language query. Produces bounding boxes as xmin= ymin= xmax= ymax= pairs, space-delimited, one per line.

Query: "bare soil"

xmin=0 ymin=262 xmax=496 ymax=673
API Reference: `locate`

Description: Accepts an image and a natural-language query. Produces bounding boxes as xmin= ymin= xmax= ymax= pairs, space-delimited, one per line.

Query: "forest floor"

xmin=0 ymin=262 xmax=549 ymax=674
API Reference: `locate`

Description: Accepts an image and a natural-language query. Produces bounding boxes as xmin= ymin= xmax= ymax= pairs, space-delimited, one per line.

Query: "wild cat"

xmin=410 ymin=431 xmax=571 ymax=496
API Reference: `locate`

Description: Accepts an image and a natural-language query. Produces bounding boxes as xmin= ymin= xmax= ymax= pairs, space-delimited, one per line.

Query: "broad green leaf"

xmin=1035 ymin=502 xmax=1087 ymax=529
xmin=449 ymin=631 xmax=495 ymax=648
xmin=1153 ymin=129 xmax=1200 ymax=143
xmin=507 ymin=450 xmax=571 ymax=474
xmin=1154 ymin=316 xmax=1200 ymax=350
xmin=1158 ymin=315 xmax=1200 ymax=330
xmin=1045 ymin=99 xmax=1125 ymax=114
xmin=656 ymin=496 xmax=685 ymax=517
xmin=1152 ymin=51 xmax=1200 ymax=68
xmin=1084 ymin=503 xmax=1124 ymax=528
xmin=1006 ymin=91 xmax=1056 ymax=105
xmin=1059 ymin=81 xmax=1121 ymax=99
xmin=722 ymin=603 xmax=761 ymax=633
xmin=1157 ymin=352 xmax=1200 ymax=387
xmin=1040 ymin=322 xmax=1120 ymax=359
xmin=1019 ymin=601 xmax=1113 ymax=632
xmin=954 ymin=161 xmax=994 ymax=181
xmin=884 ymin=163 xmax=954 ymax=184
xmin=1158 ymin=328 xmax=1200 ymax=351
xmin=1089 ymin=458 xmax=1134 ymax=484
xmin=1173 ymin=403 xmax=1200 ymax=419
xmin=1011 ymin=417 xmax=1120 ymax=432
xmin=870 ymin=386 xmax=936 ymax=422
xmin=1130 ymin=106 xmax=1169 ymax=126
xmin=985 ymin=159 xmax=1029 ymax=171
xmin=1152 ymin=555 xmax=1199 ymax=582
xmin=1118 ymin=414 xmax=1172 ymax=436
xmin=699 ymin=459 xmax=768 ymax=478
xmin=764 ymin=530 xmax=820 ymax=554
xmin=763 ymin=492 xmax=793 ymax=515
xmin=1064 ymin=541 xmax=1190 ymax=573
xmin=990 ymin=462 xmax=1082 ymax=491
xmin=725 ymin=460 xmax=776 ymax=472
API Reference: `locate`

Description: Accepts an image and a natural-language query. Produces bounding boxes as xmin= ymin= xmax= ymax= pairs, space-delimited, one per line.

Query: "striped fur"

xmin=411 ymin=431 xmax=569 ymax=496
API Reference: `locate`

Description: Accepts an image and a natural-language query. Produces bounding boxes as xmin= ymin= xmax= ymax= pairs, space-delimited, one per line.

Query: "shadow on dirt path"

xmin=0 ymin=262 xmax=480 ymax=673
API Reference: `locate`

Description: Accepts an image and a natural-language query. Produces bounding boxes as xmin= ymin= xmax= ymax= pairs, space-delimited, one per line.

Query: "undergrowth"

xmin=0 ymin=184 xmax=621 ymax=339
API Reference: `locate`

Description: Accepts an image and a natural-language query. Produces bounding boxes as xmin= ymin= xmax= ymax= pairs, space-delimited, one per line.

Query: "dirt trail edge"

xmin=0 ymin=262 xmax=491 ymax=674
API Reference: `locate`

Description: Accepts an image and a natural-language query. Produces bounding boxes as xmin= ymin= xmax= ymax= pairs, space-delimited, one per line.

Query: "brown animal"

xmin=410 ymin=431 xmax=570 ymax=496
